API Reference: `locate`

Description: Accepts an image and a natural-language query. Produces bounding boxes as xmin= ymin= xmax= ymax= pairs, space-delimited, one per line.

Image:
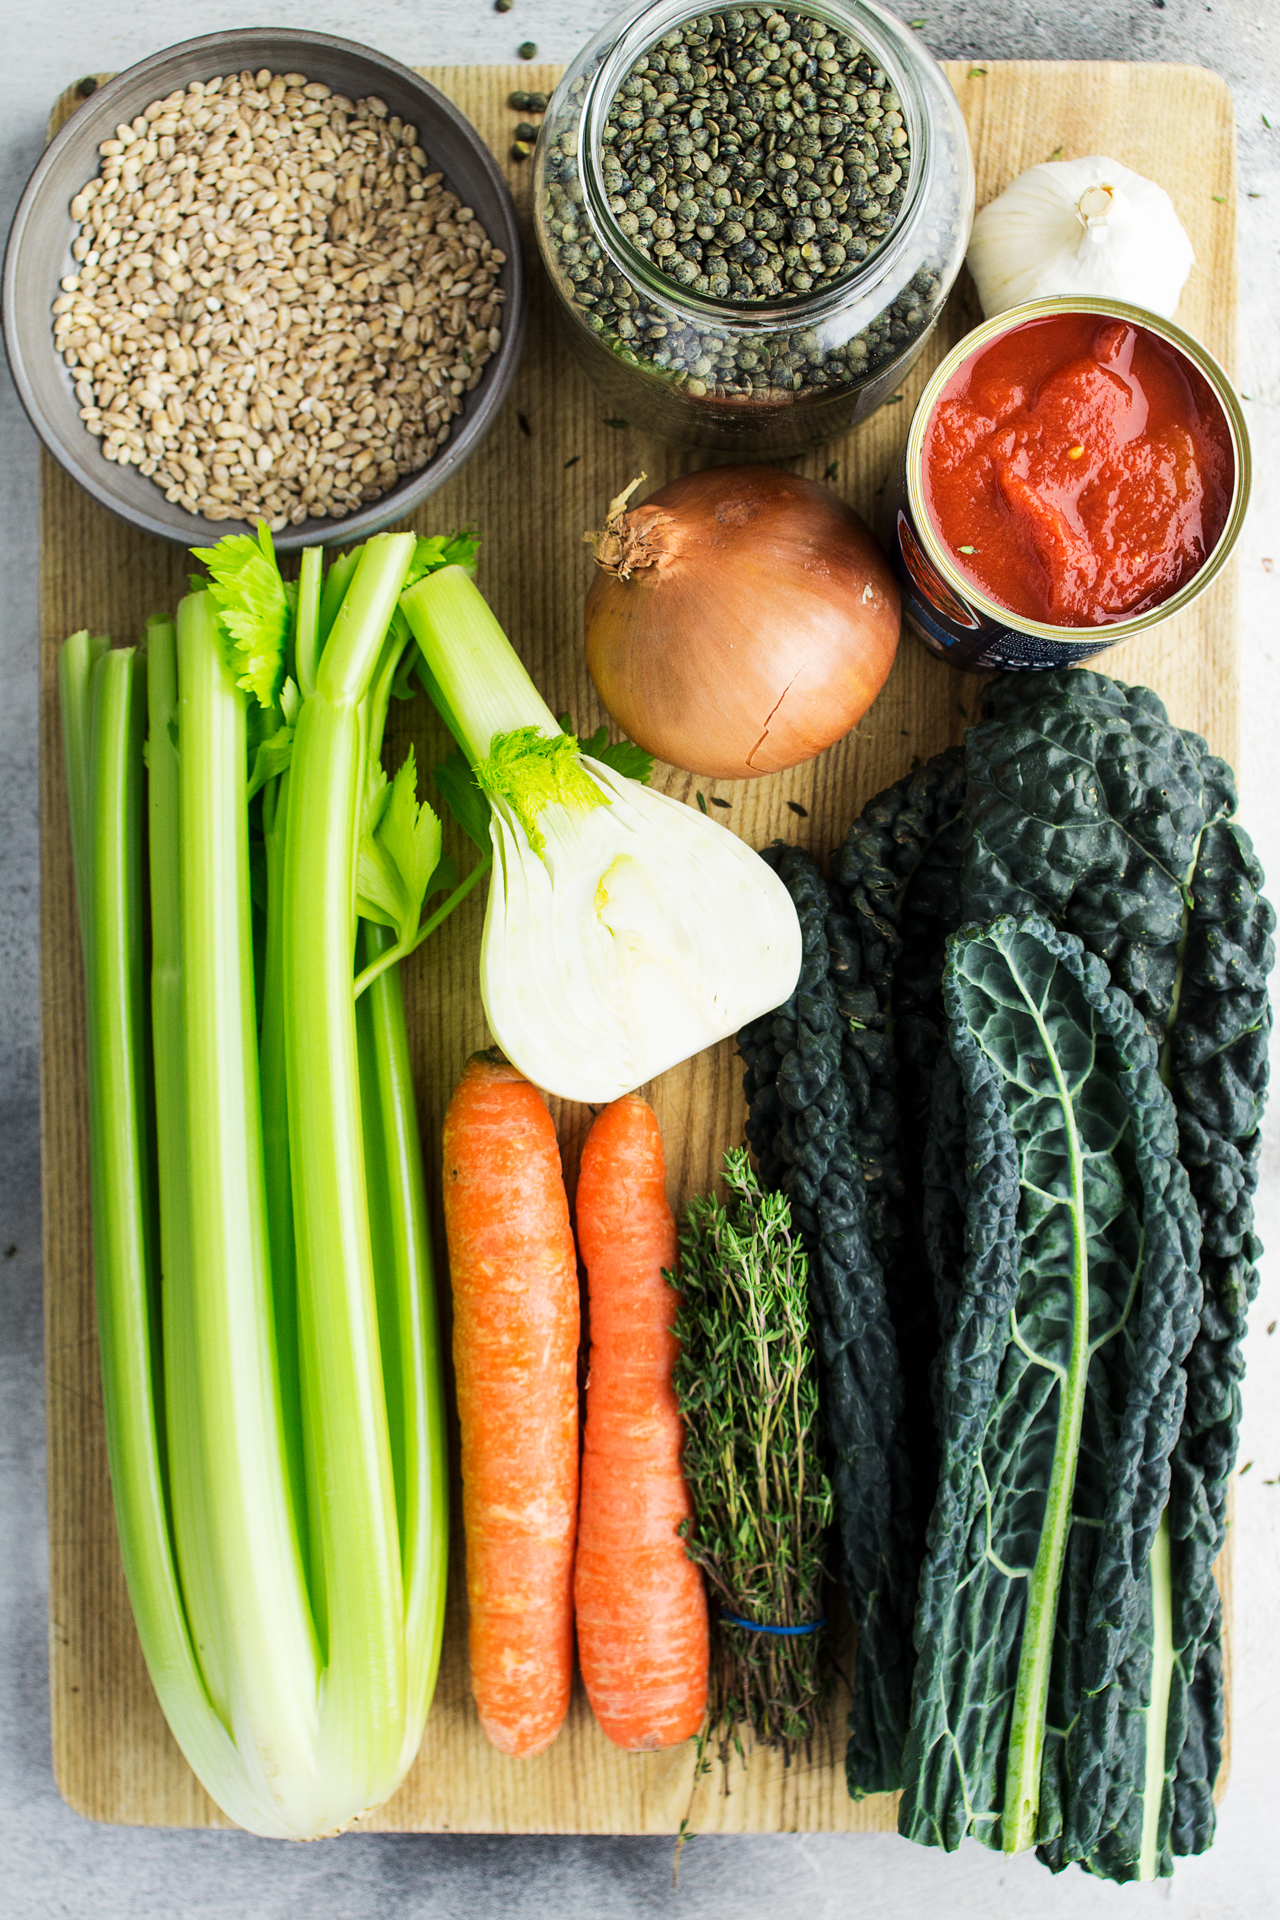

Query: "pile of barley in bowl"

xmin=52 ymin=69 xmax=507 ymax=526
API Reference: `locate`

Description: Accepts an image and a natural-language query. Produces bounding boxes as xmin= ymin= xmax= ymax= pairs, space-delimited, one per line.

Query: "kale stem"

xmin=1000 ymin=947 xmax=1094 ymax=1855
xmin=1138 ymin=1515 xmax=1175 ymax=1879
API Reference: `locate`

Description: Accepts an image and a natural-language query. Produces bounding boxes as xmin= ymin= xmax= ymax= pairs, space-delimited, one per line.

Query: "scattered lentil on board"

xmin=51 ymin=68 xmax=507 ymax=527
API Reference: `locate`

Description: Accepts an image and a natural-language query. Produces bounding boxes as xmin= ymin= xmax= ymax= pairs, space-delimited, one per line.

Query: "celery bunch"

xmin=60 ymin=527 xmax=474 ymax=1838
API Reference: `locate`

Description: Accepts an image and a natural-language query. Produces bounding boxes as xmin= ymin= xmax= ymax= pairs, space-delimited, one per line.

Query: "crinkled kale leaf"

xmin=739 ymin=667 xmax=1272 ymax=1882
xmin=739 ymin=845 xmax=917 ymax=1796
xmin=964 ymin=670 xmax=1274 ymax=1874
xmin=900 ymin=917 xmax=1202 ymax=1869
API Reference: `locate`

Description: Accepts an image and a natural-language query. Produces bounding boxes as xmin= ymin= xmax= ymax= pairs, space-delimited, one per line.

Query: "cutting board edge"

xmin=39 ymin=55 xmax=1241 ymax=1836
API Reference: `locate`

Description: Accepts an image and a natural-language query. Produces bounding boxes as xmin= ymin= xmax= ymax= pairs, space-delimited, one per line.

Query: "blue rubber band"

xmin=719 ymin=1610 xmax=828 ymax=1637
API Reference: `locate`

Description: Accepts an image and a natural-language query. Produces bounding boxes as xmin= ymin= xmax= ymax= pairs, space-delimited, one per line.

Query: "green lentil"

xmin=594 ymin=6 xmax=908 ymax=304
xmin=515 ymin=120 xmax=539 ymax=141
xmin=509 ymin=89 xmax=531 ymax=109
xmin=537 ymin=4 xmax=966 ymax=438
xmin=518 ymin=40 xmax=538 ymax=59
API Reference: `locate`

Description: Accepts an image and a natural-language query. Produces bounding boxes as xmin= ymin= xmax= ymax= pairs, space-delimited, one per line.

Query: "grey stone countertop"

xmin=3 ymin=3 xmax=1277 ymax=1915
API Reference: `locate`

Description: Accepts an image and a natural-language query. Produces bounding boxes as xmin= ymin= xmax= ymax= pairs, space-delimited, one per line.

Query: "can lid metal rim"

xmin=902 ymin=295 xmax=1252 ymax=644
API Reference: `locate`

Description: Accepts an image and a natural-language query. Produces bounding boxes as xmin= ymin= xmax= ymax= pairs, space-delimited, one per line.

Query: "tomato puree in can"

xmin=920 ymin=312 xmax=1235 ymax=628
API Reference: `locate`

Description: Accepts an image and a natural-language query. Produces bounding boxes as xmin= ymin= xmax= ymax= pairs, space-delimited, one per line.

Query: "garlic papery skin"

xmin=479 ymin=758 xmax=803 ymax=1104
xmin=966 ymin=155 xmax=1195 ymax=320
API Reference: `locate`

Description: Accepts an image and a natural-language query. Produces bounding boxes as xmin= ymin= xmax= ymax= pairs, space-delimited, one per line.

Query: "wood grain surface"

xmin=40 ymin=59 xmax=1238 ymax=1832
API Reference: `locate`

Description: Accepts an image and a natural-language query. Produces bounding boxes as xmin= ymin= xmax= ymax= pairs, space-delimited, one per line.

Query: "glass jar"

xmin=533 ymin=0 xmax=974 ymax=454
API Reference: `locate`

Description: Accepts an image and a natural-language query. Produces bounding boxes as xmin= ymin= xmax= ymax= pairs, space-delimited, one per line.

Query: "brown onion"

xmin=583 ymin=465 xmax=900 ymax=781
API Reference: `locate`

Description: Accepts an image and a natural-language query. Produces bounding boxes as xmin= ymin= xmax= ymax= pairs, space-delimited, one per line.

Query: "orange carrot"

xmin=573 ymin=1094 xmax=709 ymax=1750
xmin=441 ymin=1050 xmax=579 ymax=1758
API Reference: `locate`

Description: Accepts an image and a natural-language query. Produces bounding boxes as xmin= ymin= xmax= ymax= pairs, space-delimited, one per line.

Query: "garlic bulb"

xmin=966 ymin=155 xmax=1194 ymax=319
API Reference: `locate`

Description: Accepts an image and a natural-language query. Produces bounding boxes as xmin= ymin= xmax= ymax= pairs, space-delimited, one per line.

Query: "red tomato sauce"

xmin=921 ymin=313 xmax=1234 ymax=628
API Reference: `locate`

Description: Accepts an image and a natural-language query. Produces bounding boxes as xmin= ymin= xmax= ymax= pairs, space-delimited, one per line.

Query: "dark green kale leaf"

xmin=1161 ymin=812 xmax=1271 ymax=1861
xmin=738 ymin=845 xmax=916 ymax=1795
xmin=965 ymin=671 xmax=1235 ymax=1044
xmin=829 ymin=750 xmax=965 ymax=1524
xmin=899 ymin=916 xmax=1201 ymax=1866
xmin=737 ymin=751 xmax=966 ymax=1796
xmin=963 ymin=671 xmax=1274 ymax=1872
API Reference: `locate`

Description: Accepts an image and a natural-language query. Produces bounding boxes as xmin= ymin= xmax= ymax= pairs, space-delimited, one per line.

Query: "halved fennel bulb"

xmin=399 ymin=565 xmax=803 ymax=1102
xmin=483 ymin=758 xmax=802 ymax=1101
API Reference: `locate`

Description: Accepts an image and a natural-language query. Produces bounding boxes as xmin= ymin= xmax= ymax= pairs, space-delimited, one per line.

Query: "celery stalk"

xmin=143 ymin=614 xmax=198 ymax=1686
xmin=356 ymin=921 xmax=449 ymax=1769
xmin=59 ymin=629 xmax=110 ymax=936
xmin=282 ymin=532 xmax=416 ymax=1809
xmin=173 ymin=591 xmax=321 ymax=1821
xmin=295 ymin=545 xmax=323 ymax=700
xmin=318 ymin=546 xmax=359 ymax=641
xmin=64 ymin=532 xmax=455 ymax=1839
xmin=260 ymin=771 xmax=308 ymax=1578
xmin=69 ymin=641 xmax=257 ymax=1822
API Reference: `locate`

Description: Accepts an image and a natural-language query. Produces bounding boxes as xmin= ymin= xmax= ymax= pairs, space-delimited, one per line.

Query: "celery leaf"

xmin=428 ymin=850 xmax=460 ymax=901
xmin=404 ymin=529 xmax=481 ymax=589
xmin=193 ymin=520 xmax=290 ymax=710
xmin=245 ymin=677 xmax=299 ymax=800
xmin=381 ymin=747 xmax=441 ymax=912
xmin=357 ymin=747 xmax=444 ymax=946
xmin=247 ymin=723 xmax=296 ymax=802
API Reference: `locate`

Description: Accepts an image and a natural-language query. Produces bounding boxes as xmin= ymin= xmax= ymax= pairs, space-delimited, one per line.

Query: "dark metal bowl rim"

xmin=2 ymin=28 xmax=526 ymax=553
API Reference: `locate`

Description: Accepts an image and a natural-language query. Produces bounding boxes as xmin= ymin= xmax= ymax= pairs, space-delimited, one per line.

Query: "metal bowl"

xmin=3 ymin=29 xmax=525 ymax=552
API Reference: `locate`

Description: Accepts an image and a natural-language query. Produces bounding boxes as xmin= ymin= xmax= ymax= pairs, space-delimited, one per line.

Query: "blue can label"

xmin=878 ymin=456 xmax=1113 ymax=672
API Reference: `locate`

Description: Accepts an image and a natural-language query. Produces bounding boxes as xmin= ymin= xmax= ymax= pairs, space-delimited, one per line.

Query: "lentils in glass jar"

xmin=601 ymin=9 xmax=910 ymax=304
xmin=533 ymin=0 xmax=973 ymax=452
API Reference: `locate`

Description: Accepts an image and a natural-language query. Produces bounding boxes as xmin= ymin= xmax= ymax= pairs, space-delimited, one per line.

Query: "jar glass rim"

xmin=577 ymin=0 xmax=936 ymax=330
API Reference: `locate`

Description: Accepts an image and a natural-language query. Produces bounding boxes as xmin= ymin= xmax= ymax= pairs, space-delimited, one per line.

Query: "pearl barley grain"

xmin=53 ymin=70 xmax=507 ymax=528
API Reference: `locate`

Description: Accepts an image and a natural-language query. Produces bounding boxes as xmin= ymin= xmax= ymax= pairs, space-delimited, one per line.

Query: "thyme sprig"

xmin=672 ymin=1149 xmax=833 ymax=1767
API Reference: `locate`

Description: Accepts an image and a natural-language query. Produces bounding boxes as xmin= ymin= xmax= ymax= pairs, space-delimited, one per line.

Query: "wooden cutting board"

xmin=40 ymin=59 xmax=1238 ymax=1832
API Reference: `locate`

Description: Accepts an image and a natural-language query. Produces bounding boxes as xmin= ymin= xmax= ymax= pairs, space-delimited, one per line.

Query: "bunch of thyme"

xmin=672 ymin=1147 xmax=833 ymax=1766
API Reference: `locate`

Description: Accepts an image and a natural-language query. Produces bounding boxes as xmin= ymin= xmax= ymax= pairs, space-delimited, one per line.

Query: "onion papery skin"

xmin=584 ymin=466 xmax=901 ymax=781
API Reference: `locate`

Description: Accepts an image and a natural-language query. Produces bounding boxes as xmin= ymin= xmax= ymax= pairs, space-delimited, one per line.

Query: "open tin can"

xmin=878 ymin=296 xmax=1251 ymax=671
